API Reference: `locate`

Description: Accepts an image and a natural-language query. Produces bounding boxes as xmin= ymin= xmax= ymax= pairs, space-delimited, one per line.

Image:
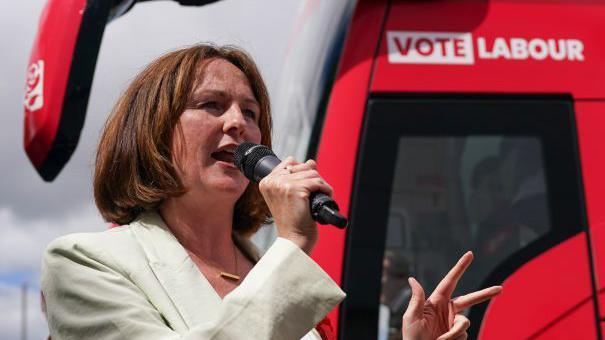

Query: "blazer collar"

xmin=130 ymin=210 xmax=260 ymax=328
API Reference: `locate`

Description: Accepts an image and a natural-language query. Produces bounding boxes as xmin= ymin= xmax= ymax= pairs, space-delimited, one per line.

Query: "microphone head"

xmin=234 ymin=142 xmax=275 ymax=180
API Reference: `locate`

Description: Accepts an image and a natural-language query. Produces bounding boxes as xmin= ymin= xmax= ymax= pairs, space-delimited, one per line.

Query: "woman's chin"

xmin=192 ymin=164 xmax=248 ymax=196
xmin=214 ymin=182 xmax=245 ymax=194
xmin=204 ymin=175 xmax=247 ymax=195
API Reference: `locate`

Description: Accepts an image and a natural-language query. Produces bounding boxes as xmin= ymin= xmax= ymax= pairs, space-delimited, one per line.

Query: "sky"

xmin=0 ymin=0 xmax=306 ymax=338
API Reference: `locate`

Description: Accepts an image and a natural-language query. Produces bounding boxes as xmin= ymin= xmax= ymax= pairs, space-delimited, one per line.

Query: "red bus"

xmin=24 ymin=0 xmax=605 ymax=339
xmin=312 ymin=1 xmax=605 ymax=339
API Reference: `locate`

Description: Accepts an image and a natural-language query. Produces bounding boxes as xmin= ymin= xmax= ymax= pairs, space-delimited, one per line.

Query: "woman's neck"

xmin=159 ymin=192 xmax=235 ymax=264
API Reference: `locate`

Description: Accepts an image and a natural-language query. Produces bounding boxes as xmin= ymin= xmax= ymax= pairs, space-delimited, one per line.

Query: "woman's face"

xmin=173 ymin=58 xmax=262 ymax=201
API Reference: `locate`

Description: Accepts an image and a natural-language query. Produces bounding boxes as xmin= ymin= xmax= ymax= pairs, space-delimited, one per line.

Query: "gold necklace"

xmin=219 ymin=242 xmax=240 ymax=281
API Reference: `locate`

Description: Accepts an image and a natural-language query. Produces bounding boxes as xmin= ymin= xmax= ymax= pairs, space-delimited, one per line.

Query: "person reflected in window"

xmin=468 ymin=156 xmax=514 ymax=288
xmin=380 ymin=250 xmax=412 ymax=340
xmin=502 ymin=139 xmax=550 ymax=245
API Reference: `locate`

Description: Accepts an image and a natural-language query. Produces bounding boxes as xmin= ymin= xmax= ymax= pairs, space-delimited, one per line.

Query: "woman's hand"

xmin=402 ymin=252 xmax=502 ymax=340
xmin=259 ymin=157 xmax=333 ymax=254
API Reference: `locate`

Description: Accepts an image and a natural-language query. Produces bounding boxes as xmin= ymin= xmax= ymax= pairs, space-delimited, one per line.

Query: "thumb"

xmin=403 ymin=277 xmax=426 ymax=320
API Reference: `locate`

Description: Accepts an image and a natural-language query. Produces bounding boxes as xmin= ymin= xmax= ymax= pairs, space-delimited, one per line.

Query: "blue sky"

xmin=0 ymin=271 xmax=35 ymax=287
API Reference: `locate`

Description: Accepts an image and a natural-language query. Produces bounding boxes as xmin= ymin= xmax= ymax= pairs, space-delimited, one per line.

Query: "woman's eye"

xmin=201 ymin=101 xmax=220 ymax=111
xmin=243 ymin=109 xmax=257 ymax=120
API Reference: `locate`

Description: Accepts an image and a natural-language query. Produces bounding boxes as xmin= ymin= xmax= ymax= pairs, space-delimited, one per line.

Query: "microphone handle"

xmin=253 ymin=155 xmax=348 ymax=228
xmin=310 ymin=192 xmax=348 ymax=229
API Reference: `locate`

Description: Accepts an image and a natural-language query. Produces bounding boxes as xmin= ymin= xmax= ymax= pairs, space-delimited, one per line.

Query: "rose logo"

xmin=24 ymin=60 xmax=44 ymax=112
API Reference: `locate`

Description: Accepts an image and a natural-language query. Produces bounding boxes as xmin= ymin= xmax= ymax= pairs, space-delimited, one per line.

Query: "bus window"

xmin=340 ymin=98 xmax=587 ymax=340
xmin=379 ymin=136 xmax=550 ymax=340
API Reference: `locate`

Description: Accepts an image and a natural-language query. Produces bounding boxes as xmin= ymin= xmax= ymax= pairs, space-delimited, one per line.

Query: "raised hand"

xmin=401 ymin=252 xmax=502 ymax=340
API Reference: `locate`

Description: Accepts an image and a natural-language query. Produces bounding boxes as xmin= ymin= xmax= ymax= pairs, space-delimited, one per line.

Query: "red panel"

xmin=594 ymin=224 xmax=605 ymax=321
xmin=24 ymin=0 xmax=86 ymax=167
xmin=311 ymin=0 xmax=388 ymax=332
xmin=531 ymin=300 xmax=596 ymax=340
xmin=478 ymin=233 xmax=595 ymax=339
xmin=371 ymin=1 xmax=605 ymax=99
xmin=576 ymin=101 xmax=605 ymax=319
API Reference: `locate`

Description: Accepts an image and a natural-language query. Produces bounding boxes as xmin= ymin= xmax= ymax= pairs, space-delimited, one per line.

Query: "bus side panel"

xmin=478 ymin=233 xmax=596 ymax=339
xmin=371 ymin=1 xmax=605 ymax=100
xmin=576 ymin=101 xmax=605 ymax=320
xmin=312 ymin=0 xmax=388 ymax=332
xmin=531 ymin=301 xmax=596 ymax=340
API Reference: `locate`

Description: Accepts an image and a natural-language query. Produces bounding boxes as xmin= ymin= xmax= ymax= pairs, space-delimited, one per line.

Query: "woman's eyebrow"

xmin=195 ymin=89 xmax=228 ymax=99
xmin=194 ymin=90 xmax=257 ymax=106
xmin=241 ymin=97 xmax=260 ymax=107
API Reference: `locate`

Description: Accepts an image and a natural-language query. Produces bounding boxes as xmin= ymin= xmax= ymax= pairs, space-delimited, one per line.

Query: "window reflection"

xmin=378 ymin=136 xmax=550 ymax=339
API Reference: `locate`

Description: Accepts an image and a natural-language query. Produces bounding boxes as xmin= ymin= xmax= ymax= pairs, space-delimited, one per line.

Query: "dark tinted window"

xmin=341 ymin=98 xmax=586 ymax=340
xmin=379 ymin=136 xmax=550 ymax=340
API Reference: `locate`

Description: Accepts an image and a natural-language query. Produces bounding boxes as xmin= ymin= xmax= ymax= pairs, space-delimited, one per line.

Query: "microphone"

xmin=234 ymin=142 xmax=348 ymax=229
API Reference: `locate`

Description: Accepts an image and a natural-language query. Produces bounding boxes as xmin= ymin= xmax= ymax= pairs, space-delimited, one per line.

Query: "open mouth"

xmin=211 ymin=150 xmax=235 ymax=164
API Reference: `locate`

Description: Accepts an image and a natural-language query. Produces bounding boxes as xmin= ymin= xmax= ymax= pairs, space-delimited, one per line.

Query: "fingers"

xmin=262 ymin=157 xmax=332 ymax=196
xmin=287 ymin=159 xmax=317 ymax=172
xmin=272 ymin=158 xmax=316 ymax=176
xmin=436 ymin=314 xmax=470 ymax=340
xmin=289 ymin=169 xmax=321 ymax=180
xmin=402 ymin=277 xmax=426 ymax=321
xmin=296 ymin=177 xmax=334 ymax=197
xmin=431 ymin=251 xmax=473 ymax=299
xmin=453 ymin=286 xmax=502 ymax=312
xmin=273 ymin=158 xmax=332 ymax=196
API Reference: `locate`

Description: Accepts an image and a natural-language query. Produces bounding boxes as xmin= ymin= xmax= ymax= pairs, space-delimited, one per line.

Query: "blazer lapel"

xmin=131 ymin=211 xmax=222 ymax=329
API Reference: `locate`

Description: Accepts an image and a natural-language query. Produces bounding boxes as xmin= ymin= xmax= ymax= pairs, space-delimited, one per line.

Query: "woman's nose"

xmin=222 ymin=106 xmax=247 ymax=137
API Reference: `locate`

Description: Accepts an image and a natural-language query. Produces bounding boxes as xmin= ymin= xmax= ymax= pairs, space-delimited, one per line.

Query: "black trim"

xmin=337 ymin=1 xmax=393 ymax=337
xmin=370 ymin=92 xmax=574 ymax=101
xmin=339 ymin=97 xmax=590 ymax=339
xmin=306 ymin=3 xmax=356 ymax=160
xmin=136 ymin=0 xmax=222 ymax=6
xmin=38 ymin=0 xmax=112 ymax=181
xmin=570 ymin=103 xmax=604 ymax=339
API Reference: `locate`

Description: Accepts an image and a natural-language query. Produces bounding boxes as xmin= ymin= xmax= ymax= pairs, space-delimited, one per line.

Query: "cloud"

xmin=0 ymin=204 xmax=105 ymax=276
xmin=0 ymin=204 xmax=104 ymax=339
xmin=0 ymin=282 xmax=50 ymax=340
xmin=0 ymin=1 xmax=300 ymax=338
xmin=0 ymin=0 xmax=298 ymax=221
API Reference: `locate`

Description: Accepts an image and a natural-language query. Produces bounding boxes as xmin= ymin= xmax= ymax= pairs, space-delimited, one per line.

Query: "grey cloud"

xmin=1 ymin=0 xmax=297 ymax=221
xmin=0 ymin=2 xmax=302 ymax=337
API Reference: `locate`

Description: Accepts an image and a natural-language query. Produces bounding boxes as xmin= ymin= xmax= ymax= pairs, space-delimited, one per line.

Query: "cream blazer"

xmin=41 ymin=211 xmax=346 ymax=339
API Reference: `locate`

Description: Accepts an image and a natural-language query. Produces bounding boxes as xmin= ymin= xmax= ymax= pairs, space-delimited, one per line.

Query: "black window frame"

xmin=338 ymin=95 xmax=591 ymax=339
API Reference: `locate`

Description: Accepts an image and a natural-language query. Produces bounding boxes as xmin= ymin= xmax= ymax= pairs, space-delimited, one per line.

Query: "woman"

xmin=41 ymin=44 xmax=501 ymax=339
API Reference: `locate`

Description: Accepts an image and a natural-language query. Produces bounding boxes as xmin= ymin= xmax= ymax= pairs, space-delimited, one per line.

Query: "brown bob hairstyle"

xmin=94 ymin=44 xmax=272 ymax=235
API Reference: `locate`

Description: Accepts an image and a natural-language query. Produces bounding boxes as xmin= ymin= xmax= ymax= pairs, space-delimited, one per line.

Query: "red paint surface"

xmin=575 ymin=101 xmax=605 ymax=318
xmin=24 ymin=0 xmax=86 ymax=167
xmin=531 ymin=299 xmax=596 ymax=340
xmin=311 ymin=0 xmax=388 ymax=333
xmin=315 ymin=0 xmax=605 ymax=337
xmin=371 ymin=1 xmax=605 ymax=99
xmin=478 ymin=233 xmax=595 ymax=339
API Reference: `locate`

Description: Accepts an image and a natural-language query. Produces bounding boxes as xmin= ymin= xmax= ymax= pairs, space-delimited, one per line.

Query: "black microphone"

xmin=234 ymin=142 xmax=348 ymax=229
